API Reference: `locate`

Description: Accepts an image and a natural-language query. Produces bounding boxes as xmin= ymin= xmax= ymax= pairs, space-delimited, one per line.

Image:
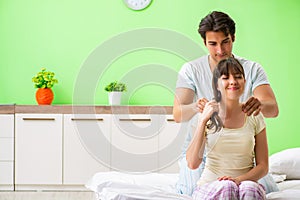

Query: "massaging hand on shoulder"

xmin=197 ymin=97 xmax=261 ymax=116
xmin=242 ymin=96 xmax=261 ymax=116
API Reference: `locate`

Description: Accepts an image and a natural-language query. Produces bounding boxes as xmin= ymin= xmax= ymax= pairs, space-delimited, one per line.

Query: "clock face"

xmin=123 ymin=0 xmax=152 ymax=10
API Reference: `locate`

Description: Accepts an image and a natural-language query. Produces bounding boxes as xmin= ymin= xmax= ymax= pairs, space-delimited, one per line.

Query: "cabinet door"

xmin=15 ymin=114 xmax=63 ymax=185
xmin=0 ymin=162 xmax=14 ymax=190
xmin=111 ymin=114 xmax=159 ymax=172
xmin=0 ymin=138 xmax=14 ymax=161
xmin=63 ymin=114 xmax=111 ymax=185
xmin=158 ymin=115 xmax=188 ymax=173
xmin=0 ymin=114 xmax=14 ymax=137
xmin=0 ymin=114 xmax=14 ymax=190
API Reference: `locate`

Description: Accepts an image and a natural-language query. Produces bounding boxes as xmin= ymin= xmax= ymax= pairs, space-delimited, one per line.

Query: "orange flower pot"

xmin=35 ymin=88 xmax=54 ymax=105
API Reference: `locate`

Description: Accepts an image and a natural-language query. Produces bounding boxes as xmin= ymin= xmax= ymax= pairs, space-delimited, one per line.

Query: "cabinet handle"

xmin=71 ymin=118 xmax=103 ymax=121
xmin=22 ymin=118 xmax=55 ymax=121
xmin=167 ymin=119 xmax=175 ymax=122
xmin=119 ymin=119 xmax=151 ymax=122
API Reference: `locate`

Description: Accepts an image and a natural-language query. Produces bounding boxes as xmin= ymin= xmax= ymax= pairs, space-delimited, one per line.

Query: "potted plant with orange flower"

xmin=32 ymin=67 xmax=58 ymax=105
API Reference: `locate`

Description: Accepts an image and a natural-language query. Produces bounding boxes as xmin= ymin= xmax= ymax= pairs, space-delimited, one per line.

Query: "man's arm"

xmin=173 ymin=88 xmax=198 ymax=123
xmin=243 ymin=84 xmax=279 ymax=118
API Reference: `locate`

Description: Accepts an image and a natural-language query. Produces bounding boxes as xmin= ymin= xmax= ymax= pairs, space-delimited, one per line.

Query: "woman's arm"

xmin=186 ymin=100 xmax=218 ymax=169
xmin=186 ymin=118 xmax=207 ymax=169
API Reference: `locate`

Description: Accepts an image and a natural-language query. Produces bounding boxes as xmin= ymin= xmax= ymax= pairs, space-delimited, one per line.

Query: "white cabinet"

xmin=0 ymin=114 xmax=14 ymax=190
xmin=111 ymin=114 xmax=160 ymax=172
xmin=158 ymin=115 xmax=188 ymax=173
xmin=15 ymin=114 xmax=63 ymax=187
xmin=12 ymin=109 xmax=183 ymax=190
xmin=63 ymin=114 xmax=110 ymax=185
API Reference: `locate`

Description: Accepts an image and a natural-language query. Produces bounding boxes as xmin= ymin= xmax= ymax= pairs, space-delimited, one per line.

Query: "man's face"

xmin=204 ymin=31 xmax=234 ymax=66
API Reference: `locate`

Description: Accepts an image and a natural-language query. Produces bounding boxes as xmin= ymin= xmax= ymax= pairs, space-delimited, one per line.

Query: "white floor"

xmin=0 ymin=191 xmax=95 ymax=200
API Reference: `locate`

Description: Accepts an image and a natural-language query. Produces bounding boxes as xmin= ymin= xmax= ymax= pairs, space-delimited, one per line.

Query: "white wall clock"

xmin=123 ymin=0 xmax=152 ymax=11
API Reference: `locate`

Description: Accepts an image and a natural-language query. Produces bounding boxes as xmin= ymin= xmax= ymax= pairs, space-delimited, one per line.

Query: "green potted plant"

xmin=32 ymin=67 xmax=58 ymax=105
xmin=104 ymin=81 xmax=127 ymax=105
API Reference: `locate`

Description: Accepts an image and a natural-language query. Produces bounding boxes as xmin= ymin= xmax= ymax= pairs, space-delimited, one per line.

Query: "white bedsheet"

xmin=86 ymin=171 xmax=300 ymax=200
xmin=266 ymin=189 xmax=300 ymax=200
xmin=266 ymin=180 xmax=300 ymax=200
xmin=94 ymin=185 xmax=191 ymax=200
xmin=277 ymin=180 xmax=300 ymax=191
xmin=86 ymin=171 xmax=191 ymax=200
xmin=86 ymin=171 xmax=178 ymax=193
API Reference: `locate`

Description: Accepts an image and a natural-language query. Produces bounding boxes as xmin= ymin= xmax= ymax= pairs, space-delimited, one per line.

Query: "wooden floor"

xmin=0 ymin=191 xmax=95 ymax=200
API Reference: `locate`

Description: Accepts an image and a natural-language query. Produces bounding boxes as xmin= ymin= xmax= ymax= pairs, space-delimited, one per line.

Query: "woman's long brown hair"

xmin=208 ymin=57 xmax=245 ymax=133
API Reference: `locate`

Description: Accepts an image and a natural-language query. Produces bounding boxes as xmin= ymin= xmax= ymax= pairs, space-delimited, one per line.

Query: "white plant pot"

xmin=108 ymin=92 xmax=122 ymax=105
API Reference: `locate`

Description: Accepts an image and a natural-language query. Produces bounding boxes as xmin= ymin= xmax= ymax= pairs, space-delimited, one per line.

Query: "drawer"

xmin=0 ymin=162 xmax=14 ymax=185
xmin=0 ymin=114 xmax=14 ymax=137
xmin=0 ymin=138 xmax=14 ymax=160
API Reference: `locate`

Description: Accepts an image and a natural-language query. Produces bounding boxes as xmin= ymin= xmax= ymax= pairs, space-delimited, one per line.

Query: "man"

xmin=173 ymin=11 xmax=279 ymax=196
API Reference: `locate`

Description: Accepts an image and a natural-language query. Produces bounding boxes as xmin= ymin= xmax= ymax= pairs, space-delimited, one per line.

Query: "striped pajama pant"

xmin=175 ymin=154 xmax=278 ymax=196
xmin=192 ymin=180 xmax=266 ymax=200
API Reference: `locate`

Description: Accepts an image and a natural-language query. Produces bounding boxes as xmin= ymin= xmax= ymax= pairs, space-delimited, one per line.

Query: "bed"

xmin=86 ymin=148 xmax=300 ymax=200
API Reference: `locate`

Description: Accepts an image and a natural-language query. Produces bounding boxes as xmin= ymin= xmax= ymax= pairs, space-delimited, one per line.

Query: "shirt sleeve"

xmin=253 ymin=112 xmax=266 ymax=135
xmin=176 ymin=62 xmax=196 ymax=91
xmin=251 ymin=62 xmax=270 ymax=93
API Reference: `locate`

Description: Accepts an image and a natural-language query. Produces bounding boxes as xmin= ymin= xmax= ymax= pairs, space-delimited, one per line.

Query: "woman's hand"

xmin=218 ymin=176 xmax=241 ymax=186
xmin=201 ymin=100 xmax=219 ymax=122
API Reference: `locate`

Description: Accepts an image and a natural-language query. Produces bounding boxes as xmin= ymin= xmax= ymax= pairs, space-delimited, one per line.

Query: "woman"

xmin=186 ymin=57 xmax=268 ymax=200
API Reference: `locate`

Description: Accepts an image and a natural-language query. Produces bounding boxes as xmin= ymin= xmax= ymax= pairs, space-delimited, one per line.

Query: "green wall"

xmin=1 ymin=0 xmax=299 ymax=154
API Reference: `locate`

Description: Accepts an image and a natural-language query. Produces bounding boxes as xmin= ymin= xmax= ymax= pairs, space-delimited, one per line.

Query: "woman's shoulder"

xmin=247 ymin=112 xmax=266 ymax=134
xmin=247 ymin=112 xmax=265 ymax=122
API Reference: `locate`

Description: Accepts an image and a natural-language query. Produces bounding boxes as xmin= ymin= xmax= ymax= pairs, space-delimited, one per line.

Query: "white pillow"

xmin=269 ymin=148 xmax=300 ymax=179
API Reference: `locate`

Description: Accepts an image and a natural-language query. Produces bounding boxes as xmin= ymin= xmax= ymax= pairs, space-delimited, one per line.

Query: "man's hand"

xmin=196 ymin=98 xmax=209 ymax=113
xmin=242 ymin=96 xmax=262 ymax=116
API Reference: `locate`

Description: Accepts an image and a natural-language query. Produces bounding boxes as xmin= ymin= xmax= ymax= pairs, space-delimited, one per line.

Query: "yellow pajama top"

xmin=197 ymin=113 xmax=266 ymax=186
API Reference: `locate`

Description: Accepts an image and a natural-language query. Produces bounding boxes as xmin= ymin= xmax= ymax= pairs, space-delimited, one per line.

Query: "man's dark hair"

xmin=198 ymin=11 xmax=236 ymax=42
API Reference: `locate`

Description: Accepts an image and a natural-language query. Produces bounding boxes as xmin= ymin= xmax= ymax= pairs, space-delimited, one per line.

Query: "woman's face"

xmin=217 ymin=70 xmax=245 ymax=101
